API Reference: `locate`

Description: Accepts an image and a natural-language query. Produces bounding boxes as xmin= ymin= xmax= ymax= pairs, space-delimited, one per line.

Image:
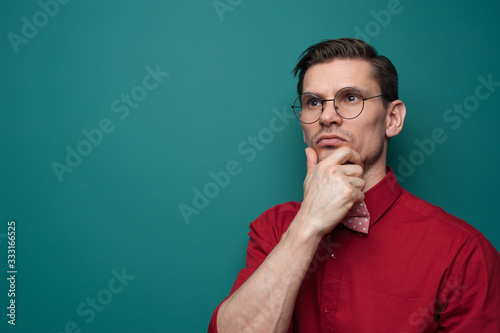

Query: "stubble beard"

xmin=313 ymin=132 xmax=386 ymax=179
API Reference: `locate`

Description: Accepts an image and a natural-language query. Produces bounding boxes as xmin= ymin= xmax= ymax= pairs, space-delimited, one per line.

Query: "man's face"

xmin=301 ymin=59 xmax=389 ymax=173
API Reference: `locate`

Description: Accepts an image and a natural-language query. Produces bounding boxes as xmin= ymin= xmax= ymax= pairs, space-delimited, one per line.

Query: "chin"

xmin=316 ymin=147 xmax=336 ymax=162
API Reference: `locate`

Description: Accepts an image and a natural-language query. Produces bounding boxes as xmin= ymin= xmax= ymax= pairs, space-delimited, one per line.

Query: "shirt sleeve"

xmin=436 ymin=233 xmax=500 ymax=332
xmin=207 ymin=209 xmax=284 ymax=332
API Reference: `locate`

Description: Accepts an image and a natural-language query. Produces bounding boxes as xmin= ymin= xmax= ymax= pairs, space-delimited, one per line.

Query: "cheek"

xmin=302 ymin=126 xmax=316 ymax=146
xmin=354 ymin=117 xmax=386 ymax=149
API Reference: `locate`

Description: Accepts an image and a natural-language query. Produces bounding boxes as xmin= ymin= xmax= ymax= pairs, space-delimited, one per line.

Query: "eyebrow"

xmin=302 ymin=85 xmax=371 ymax=96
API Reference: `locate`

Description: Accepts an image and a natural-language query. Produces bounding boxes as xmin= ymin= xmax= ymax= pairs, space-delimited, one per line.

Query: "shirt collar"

xmin=364 ymin=167 xmax=402 ymax=229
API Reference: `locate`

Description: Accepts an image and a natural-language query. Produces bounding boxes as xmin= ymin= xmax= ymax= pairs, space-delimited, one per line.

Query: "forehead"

xmin=302 ymin=59 xmax=378 ymax=94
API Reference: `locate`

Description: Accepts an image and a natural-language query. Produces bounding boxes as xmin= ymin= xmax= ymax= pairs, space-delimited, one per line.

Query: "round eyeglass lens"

xmin=334 ymin=87 xmax=364 ymax=119
xmin=292 ymin=93 xmax=322 ymax=124
xmin=292 ymin=87 xmax=367 ymax=124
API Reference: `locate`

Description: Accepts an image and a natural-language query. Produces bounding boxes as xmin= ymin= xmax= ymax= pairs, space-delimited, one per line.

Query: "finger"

xmin=348 ymin=175 xmax=366 ymax=192
xmin=342 ymin=164 xmax=364 ymax=178
xmin=347 ymin=149 xmax=363 ymax=168
xmin=305 ymin=147 xmax=318 ymax=175
xmin=321 ymin=146 xmax=363 ymax=168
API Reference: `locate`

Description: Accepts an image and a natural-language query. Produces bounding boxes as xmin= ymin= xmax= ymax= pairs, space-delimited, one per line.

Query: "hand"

xmin=295 ymin=147 xmax=365 ymax=237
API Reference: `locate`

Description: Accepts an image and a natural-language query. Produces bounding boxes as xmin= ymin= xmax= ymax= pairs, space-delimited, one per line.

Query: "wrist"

xmin=284 ymin=216 xmax=325 ymax=248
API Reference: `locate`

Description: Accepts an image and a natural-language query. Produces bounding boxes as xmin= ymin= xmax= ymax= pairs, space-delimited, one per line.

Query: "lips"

xmin=316 ymin=134 xmax=347 ymax=148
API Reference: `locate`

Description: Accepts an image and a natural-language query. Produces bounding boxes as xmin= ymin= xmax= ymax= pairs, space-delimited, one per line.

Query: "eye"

xmin=302 ymin=94 xmax=322 ymax=109
xmin=341 ymin=91 xmax=362 ymax=104
xmin=308 ymin=98 xmax=321 ymax=108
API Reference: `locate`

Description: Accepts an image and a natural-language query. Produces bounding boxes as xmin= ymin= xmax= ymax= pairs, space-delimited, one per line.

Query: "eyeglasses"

xmin=291 ymin=87 xmax=386 ymax=124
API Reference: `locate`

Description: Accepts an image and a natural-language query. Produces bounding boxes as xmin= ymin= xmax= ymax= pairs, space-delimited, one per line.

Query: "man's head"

xmin=293 ymin=38 xmax=405 ymax=186
xmin=293 ymin=38 xmax=398 ymax=107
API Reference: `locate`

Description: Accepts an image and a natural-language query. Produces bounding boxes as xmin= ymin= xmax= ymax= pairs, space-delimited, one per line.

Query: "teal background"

xmin=1 ymin=0 xmax=499 ymax=332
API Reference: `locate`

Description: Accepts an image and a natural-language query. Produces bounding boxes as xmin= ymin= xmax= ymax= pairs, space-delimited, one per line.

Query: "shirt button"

xmin=330 ymin=252 xmax=337 ymax=260
xmin=324 ymin=305 xmax=332 ymax=314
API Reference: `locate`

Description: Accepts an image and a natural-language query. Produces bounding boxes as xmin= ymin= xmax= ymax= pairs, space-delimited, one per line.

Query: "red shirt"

xmin=209 ymin=168 xmax=500 ymax=332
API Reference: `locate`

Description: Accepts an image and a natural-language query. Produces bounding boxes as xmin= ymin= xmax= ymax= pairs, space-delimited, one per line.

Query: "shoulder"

xmin=396 ymin=189 xmax=482 ymax=239
xmin=261 ymin=201 xmax=301 ymax=220
xmin=249 ymin=201 xmax=301 ymax=236
xmin=390 ymin=188 xmax=500 ymax=267
xmin=383 ymin=188 xmax=500 ymax=286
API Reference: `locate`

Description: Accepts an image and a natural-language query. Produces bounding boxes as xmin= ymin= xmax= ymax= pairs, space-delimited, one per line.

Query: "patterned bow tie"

xmin=342 ymin=202 xmax=370 ymax=234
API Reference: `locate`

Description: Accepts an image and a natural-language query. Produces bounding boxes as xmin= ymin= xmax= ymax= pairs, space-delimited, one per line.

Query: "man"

xmin=208 ymin=38 xmax=500 ymax=332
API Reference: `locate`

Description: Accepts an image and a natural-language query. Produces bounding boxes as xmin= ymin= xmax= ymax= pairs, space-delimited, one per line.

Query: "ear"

xmin=385 ymin=100 xmax=406 ymax=138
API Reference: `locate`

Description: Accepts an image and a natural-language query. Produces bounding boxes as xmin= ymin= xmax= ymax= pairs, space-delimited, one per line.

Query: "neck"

xmin=363 ymin=165 xmax=387 ymax=192
xmin=362 ymin=141 xmax=389 ymax=192
xmin=362 ymin=148 xmax=388 ymax=192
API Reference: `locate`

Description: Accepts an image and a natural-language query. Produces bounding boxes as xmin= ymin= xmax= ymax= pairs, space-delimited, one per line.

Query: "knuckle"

xmin=345 ymin=185 xmax=356 ymax=196
xmin=325 ymin=164 xmax=340 ymax=174
xmin=336 ymin=182 xmax=354 ymax=198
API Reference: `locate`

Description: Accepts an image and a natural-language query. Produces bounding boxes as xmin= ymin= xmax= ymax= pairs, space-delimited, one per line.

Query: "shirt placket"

xmin=319 ymin=231 xmax=347 ymax=332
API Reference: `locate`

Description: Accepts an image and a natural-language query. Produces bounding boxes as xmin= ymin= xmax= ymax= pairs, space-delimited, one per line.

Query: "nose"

xmin=319 ymin=99 xmax=343 ymax=126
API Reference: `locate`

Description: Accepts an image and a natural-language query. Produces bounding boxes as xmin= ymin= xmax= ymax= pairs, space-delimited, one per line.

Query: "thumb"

xmin=305 ymin=147 xmax=318 ymax=175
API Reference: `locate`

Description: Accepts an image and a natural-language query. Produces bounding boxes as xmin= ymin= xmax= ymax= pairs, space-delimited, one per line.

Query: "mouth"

xmin=316 ymin=134 xmax=348 ymax=148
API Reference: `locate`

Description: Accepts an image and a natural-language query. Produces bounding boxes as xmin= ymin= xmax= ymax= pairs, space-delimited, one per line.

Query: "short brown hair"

xmin=292 ymin=38 xmax=398 ymax=107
